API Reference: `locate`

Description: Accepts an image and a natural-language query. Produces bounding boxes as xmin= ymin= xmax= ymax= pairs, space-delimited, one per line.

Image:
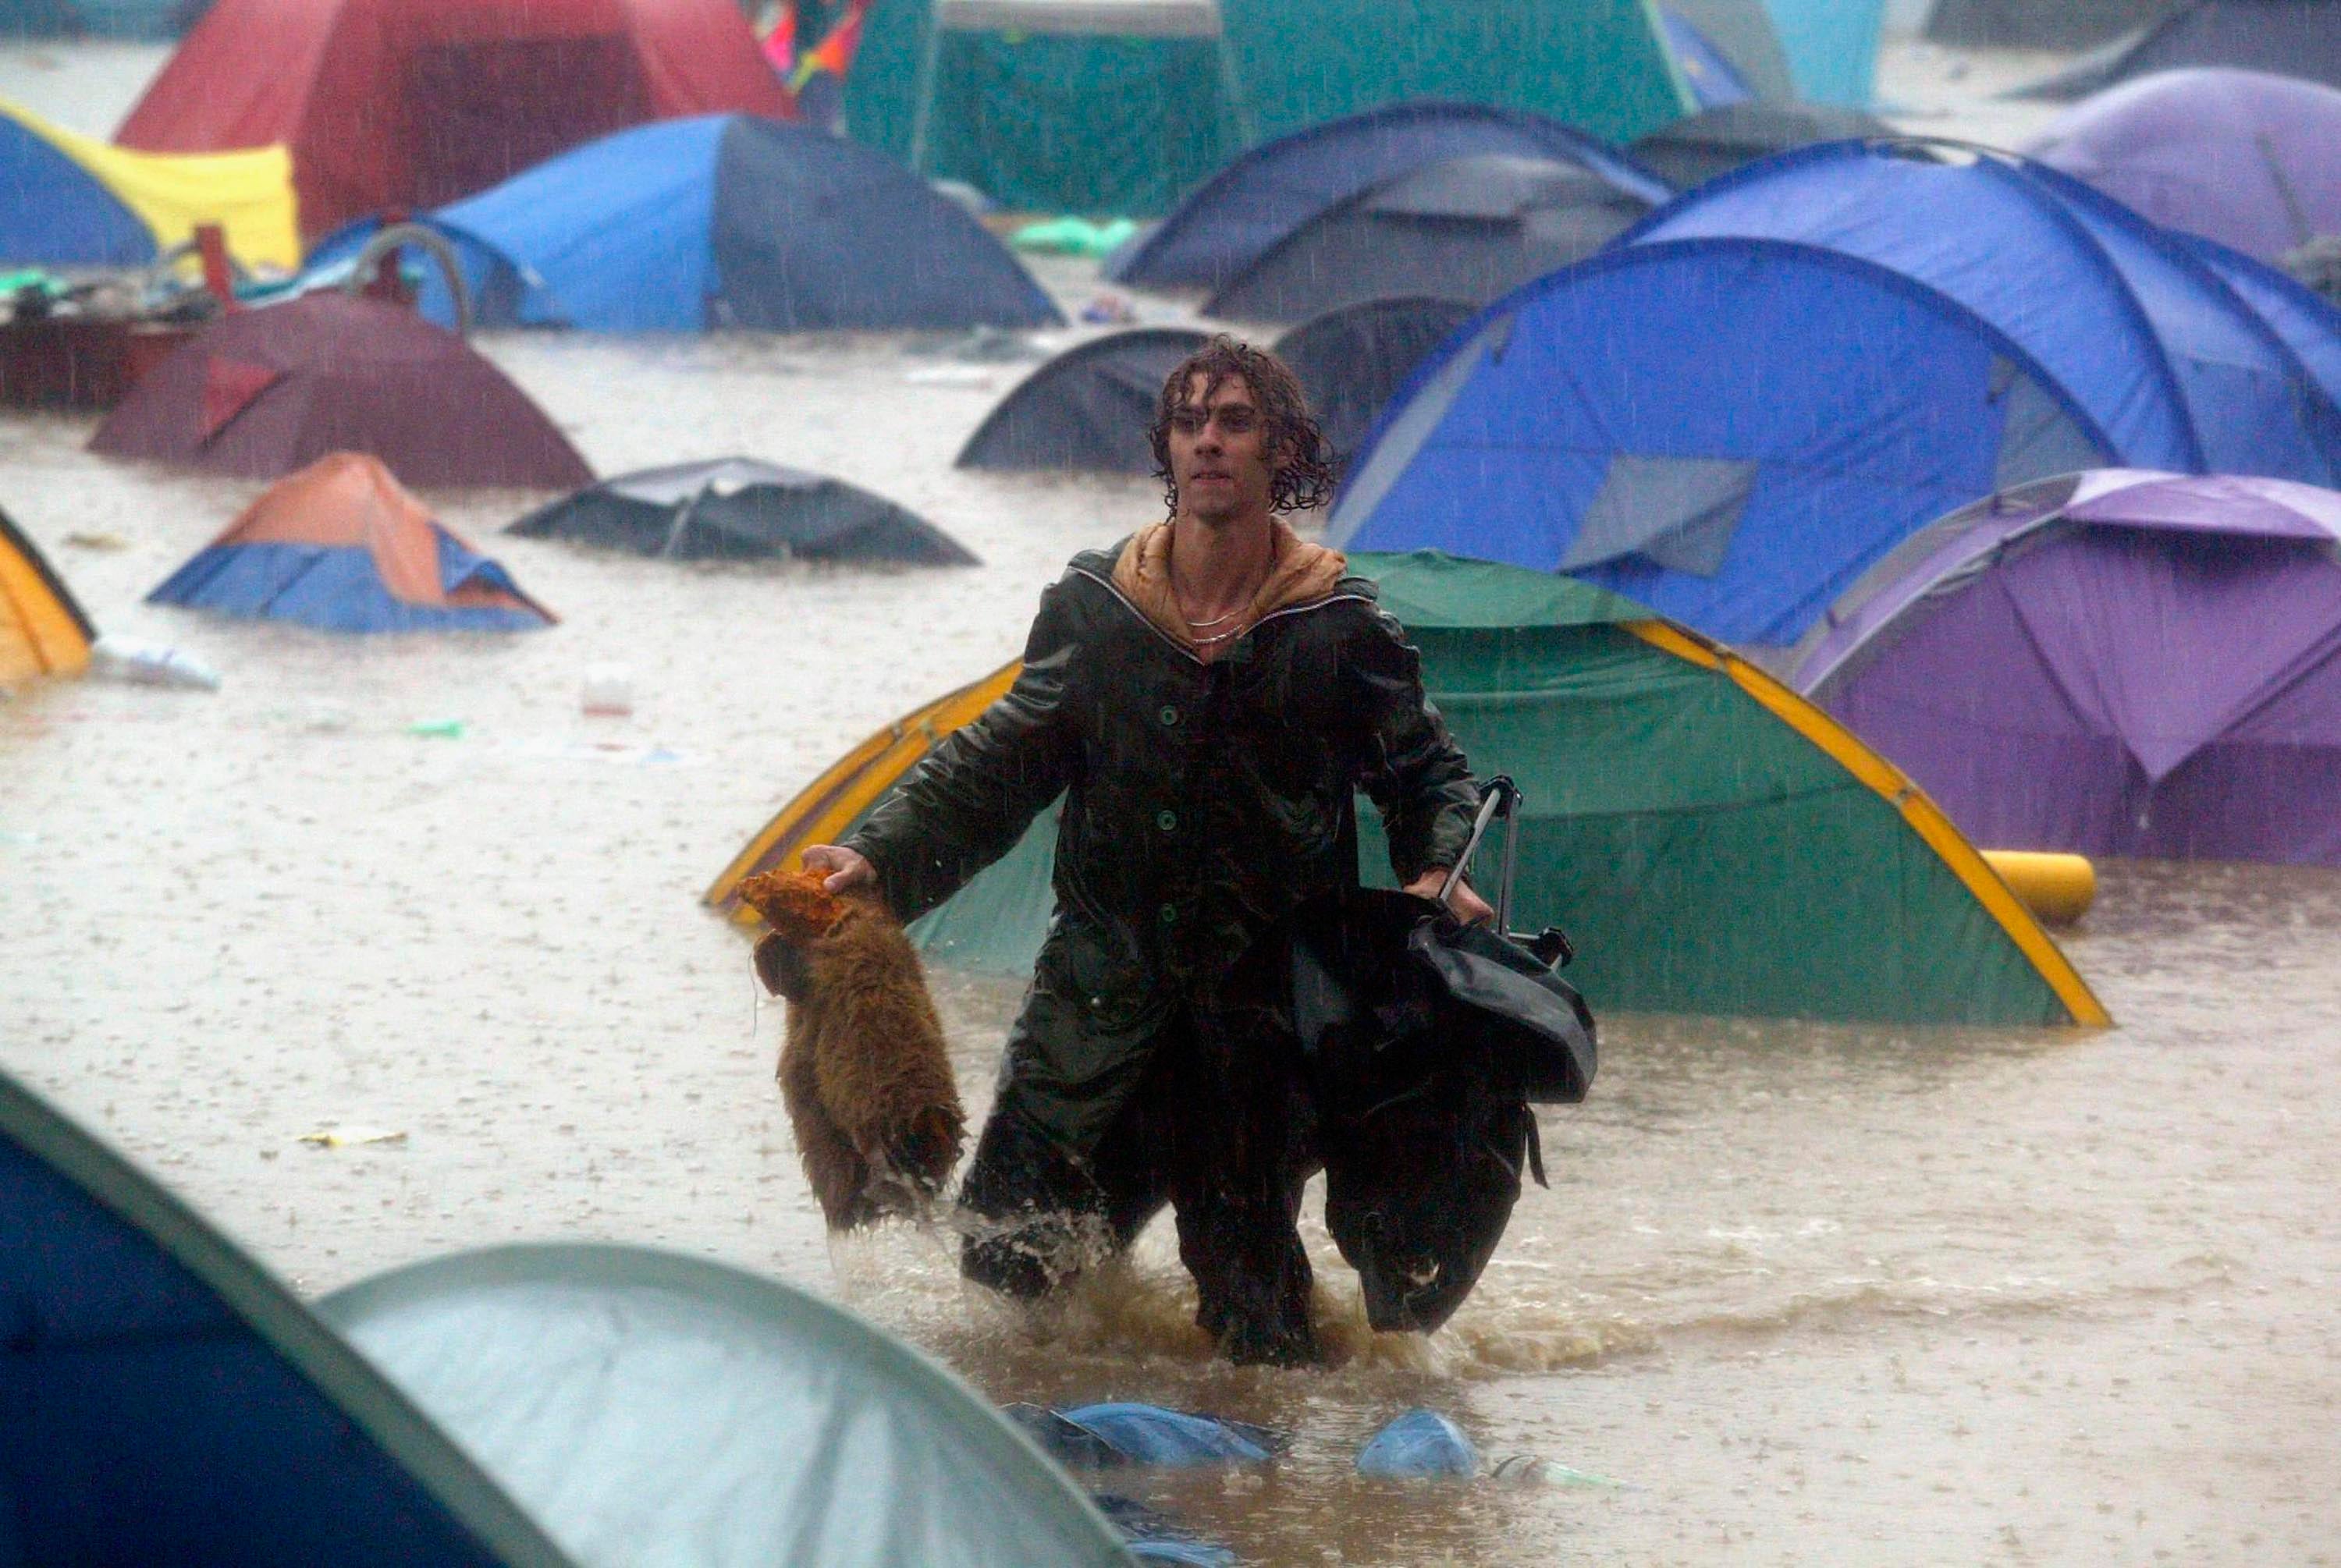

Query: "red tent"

xmin=117 ymin=0 xmax=792 ymax=240
xmin=90 ymin=293 xmax=593 ymax=489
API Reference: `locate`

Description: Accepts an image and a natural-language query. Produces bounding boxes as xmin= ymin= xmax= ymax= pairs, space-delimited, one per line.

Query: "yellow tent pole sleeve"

xmin=1628 ymin=620 xmax=2112 ymax=1028
xmin=705 ymin=659 xmax=1022 ymax=917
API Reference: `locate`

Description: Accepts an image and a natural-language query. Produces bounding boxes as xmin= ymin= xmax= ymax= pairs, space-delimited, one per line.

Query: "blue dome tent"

xmin=310 ymin=115 xmax=1060 ymax=334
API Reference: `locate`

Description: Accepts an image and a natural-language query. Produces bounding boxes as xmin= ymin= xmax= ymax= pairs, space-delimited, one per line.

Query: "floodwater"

xmin=5 ymin=37 xmax=2340 ymax=1567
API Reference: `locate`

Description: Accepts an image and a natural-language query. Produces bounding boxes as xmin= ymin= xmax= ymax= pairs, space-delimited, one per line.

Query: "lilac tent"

xmin=2028 ymin=69 xmax=2341 ymax=263
xmin=1792 ymin=470 xmax=2341 ymax=866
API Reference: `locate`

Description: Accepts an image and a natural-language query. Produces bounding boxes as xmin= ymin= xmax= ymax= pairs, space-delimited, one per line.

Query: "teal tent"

xmin=1760 ymin=0 xmax=1884 ymax=105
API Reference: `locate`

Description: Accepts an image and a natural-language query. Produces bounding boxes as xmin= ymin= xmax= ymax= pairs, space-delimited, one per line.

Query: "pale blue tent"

xmin=1760 ymin=0 xmax=1885 ymax=105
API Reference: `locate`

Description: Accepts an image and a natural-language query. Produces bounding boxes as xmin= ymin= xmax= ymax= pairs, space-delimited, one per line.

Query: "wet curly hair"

xmin=1148 ymin=336 xmax=1335 ymax=517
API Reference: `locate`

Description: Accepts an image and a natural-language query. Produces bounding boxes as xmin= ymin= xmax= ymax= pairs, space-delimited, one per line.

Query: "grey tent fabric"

xmin=1990 ymin=359 xmax=2108 ymax=489
xmin=2014 ymin=0 xmax=2341 ymax=100
xmin=318 ymin=1244 xmax=1132 ymax=1568
xmin=2286 ymin=238 xmax=2341 ymax=307
xmin=1625 ymin=102 xmax=1894 ymax=189
xmin=1668 ymin=0 xmax=1799 ymax=98
xmin=956 ymin=328 xmax=1208 ymax=472
xmin=510 ymin=459 xmax=977 ymax=565
xmin=1202 ymin=154 xmax=1654 ymax=324
xmin=1559 ymin=453 xmax=1760 ymax=575
xmin=1271 ymin=296 xmax=1477 ymax=477
xmin=1927 ymin=0 xmax=2179 ymax=47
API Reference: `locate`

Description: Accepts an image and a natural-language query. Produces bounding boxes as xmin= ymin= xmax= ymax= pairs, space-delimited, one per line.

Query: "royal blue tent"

xmin=2180 ymin=235 xmax=2341 ymax=416
xmin=1105 ymin=101 xmax=1670 ymax=291
xmin=309 ymin=115 xmax=1060 ymax=334
xmin=0 ymin=106 xmax=154 ymax=264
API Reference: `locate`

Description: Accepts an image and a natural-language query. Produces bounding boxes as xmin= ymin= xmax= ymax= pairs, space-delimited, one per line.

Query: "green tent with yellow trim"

xmin=1 ymin=507 xmax=94 ymax=686
xmin=710 ymin=552 xmax=2105 ymax=1027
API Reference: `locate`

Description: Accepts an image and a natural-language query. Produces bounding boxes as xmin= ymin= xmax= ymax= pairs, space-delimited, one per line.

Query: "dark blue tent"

xmin=2180 ymin=235 xmax=2341 ymax=417
xmin=2019 ymin=0 xmax=2341 ymax=99
xmin=1271 ymin=296 xmax=1476 ymax=474
xmin=513 ymin=457 xmax=979 ymax=564
xmin=308 ymin=115 xmax=1061 ymax=334
xmin=1105 ymin=101 xmax=1670 ymax=291
xmin=0 ymin=1067 xmax=572 ymax=1567
xmin=957 ymin=328 xmax=1207 ymax=473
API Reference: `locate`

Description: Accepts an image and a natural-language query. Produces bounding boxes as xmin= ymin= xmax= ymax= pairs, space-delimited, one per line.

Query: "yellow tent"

xmin=0 ymin=511 xmax=94 ymax=683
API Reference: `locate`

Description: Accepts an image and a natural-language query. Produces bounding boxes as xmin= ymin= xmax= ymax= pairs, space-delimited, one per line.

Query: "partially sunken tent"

xmin=1625 ymin=101 xmax=1893 ymax=189
xmin=709 ymin=553 xmax=2106 ymax=1027
xmin=2027 ymin=70 xmax=2341 ymax=263
xmin=1271 ymin=296 xmax=1476 ymax=475
xmin=306 ymin=116 xmax=1061 ymax=334
xmin=1927 ymin=0 xmax=2177 ymax=48
xmin=1200 ymin=152 xmax=1661 ymax=323
xmin=512 ymin=458 xmax=977 ymax=565
xmin=1107 ymin=101 xmax=1670 ymax=291
xmin=1795 ymin=470 xmax=2341 ymax=867
xmin=0 ymin=97 xmax=297 ymax=270
xmin=2019 ymin=0 xmax=2341 ymax=99
xmin=90 ymin=294 xmax=592 ymax=488
xmin=316 ymin=1246 xmax=1131 ymax=1566
xmin=1 ymin=506 xmax=95 ymax=682
xmin=956 ymin=328 xmax=1206 ymax=473
xmin=116 ymin=0 xmax=790 ymax=239
xmin=149 ymin=452 xmax=556 ymax=632
xmin=0 ymin=1067 xmax=575 ymax=1567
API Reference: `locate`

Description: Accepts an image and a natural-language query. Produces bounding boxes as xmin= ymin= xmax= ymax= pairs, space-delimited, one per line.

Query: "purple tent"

xmin=2028 ymin=69 xmax=2341 ymax=262
xmin=1792 ymin=470 xmax=2341 ymax=866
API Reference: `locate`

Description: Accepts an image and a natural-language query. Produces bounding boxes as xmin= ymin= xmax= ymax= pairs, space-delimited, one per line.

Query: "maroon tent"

xmin=90 ymin=293 xmax=592 ymax=490
xmin=117 ymin=0 xmax=791 ymax=239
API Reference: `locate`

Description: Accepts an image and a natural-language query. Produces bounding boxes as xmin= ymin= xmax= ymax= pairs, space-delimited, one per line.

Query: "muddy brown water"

xmin=5 ymin=38 xmax=2339 ymax=1566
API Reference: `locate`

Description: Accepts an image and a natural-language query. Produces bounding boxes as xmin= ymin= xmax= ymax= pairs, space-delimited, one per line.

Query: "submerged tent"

xmin=1795 ymin=470 xmax=2341 ymax=867
xmin=708 ymin=553 xmax=2106 ymax=1026
xmin=90 ymin=294 xmax=592 ymax=488
xmin=956 ymin=328 xmax=1206 ymax=473
xmin=512 ymin=458 xmax=977 ymax=564
xmin=1270 ymin=296 xmax=1476 ymax=476
xmin=2018 ymin=0 xmax=2341 ymax=99
xmin=116 ymin=0 xmax=790 ymax=239
xmin=0 ymin=1066 xmax=576 ymax=1566
xmin=844 ymin=0 xmax=1693 ymax=216
xmin=1624 ymin=101 xmax=1893 ymax=189
xmin=1106 ymin=101 xmax=1669 ymax=292
xmin=1927 ymin=0 xmax=2177 ymax=48
xmin=1 ymin=506 xmax=95 ymax=683
xmin=307 ymin=116 xmax=1060 ymax=334
xmin=0 ymin=97 xmax=297 ymax=271
xmin=2027 ymin=70 xmax=2341 ymax=264
xmin=1199 ymin=152 xmax=1658 ymax=324
xmin=150 ymin=452 xmax=556 ymax=632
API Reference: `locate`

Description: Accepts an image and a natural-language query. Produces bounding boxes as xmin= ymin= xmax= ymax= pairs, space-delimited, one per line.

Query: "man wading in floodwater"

xmin=804 ymin=338 xmax=1491 ymax=1365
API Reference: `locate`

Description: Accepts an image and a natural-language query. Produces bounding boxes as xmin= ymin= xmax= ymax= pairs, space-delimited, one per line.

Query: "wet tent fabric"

xmin=1665 ymin=2 xmax=1797 ymax=101
xmin=306 ymin=116 xmax=1060 ymax=334
xmin=1327 ymin=240 xmax=2117 ymax=647
xmin=89 ymin=293 xmax=593 ymax=488
xmin=1758 ymin=0 xmax=1885 ymax=105
xmin=2183 ymin=236 xmax=2341 ymax=417
xmin=1270 ymin=296 xmax=1476 ymax=475
xmin=0 ymin=506 xmax=95 ymax=682
xmin=0 ymin=97 xmax=297 ymax=269
xmin=2026 ymin=70 xmax=2341 ymax=264
xmin=1200 ymin=154 xmax=1658 ymax=324
xmin=1927 ymin=0 xmax=2178 ymax=48
xmin=512 ymin=458 xmax=975 ymax=565
xmin=1106 ymin=101 xmax=1669 ymax=292
xmin=1659 ymin=9 xmax=1756 ymax=108
xmin=1622 ymin=101 xmax=1892 ymax=189
xmin=1795 ymin=470 xmax=2341 ymax=866
xmin=0 ymin=1068 xmax=576 ymax=1568
xmin=2019 ymin=0 xmax=2341 ymax=99
xmin=707 ymin=553 xmax=2106 ymax=1026
xmin=956 ymin=328 xmax=1205 ymax=473
xmin=117 ymin=0 xmax=790 ymax=240
xmin=844 ymin=0 xmax=1692 ymax=216
xmin=317 ymin=1244 xmax=1132 ymax=1567
xmin=150 ymin=452 xmax=555 ymax=633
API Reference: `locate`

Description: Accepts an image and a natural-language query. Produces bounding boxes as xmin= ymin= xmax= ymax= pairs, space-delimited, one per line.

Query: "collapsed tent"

xmin=844 ymin=0 xmax=1693 ymax=215
xmin=149 ymin=452 xmax=556 ymax=632
xmin=2027 ymin=70 xmax=2341 ymax=264
xmin=1270 ymin=296 xmax=1476 ymax=476
xmin=317 ymin=1245 xmax=1133 ymax=1566
xmin=1927 ymin=0 xmax=2178 ymax=48
xmin=1 ymin=506 xmax=95 ymax=683
xmin=307 ymin=116 xmax=1060 ymax=334
xmin=1106 ymin=101 xmax=1670 ymax=292
xmin=90 ymin=293 xmax=593 ymax=488
xmin=116 ymin=0 xmax=790 ymax=239
xmin=1624 ymin=101 xmax=1893 ymax=189
xmin=1200 ymin=152 xmax=1659 ymax=323
xmin=0 ymin=96 xmax=297 ymax=270
xmin=0 ymin=1066 xmax=575 ymax=1566
xmin=956 ymin=328 xmax=1206 ymax=473
xmin=1795 ymin=470 xmax=2341 ymax=867
xmin=708 ymin=553 xmax=2106 ymax=1026
xmin=2018 ymin=0 xmax=2341 ymax=99
xmin=512 ymin=458 xmax=976 ymax=565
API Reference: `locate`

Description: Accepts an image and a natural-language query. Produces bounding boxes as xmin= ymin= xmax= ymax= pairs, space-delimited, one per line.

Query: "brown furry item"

xmin=737 ymin=867 xmax=965 ymax=1230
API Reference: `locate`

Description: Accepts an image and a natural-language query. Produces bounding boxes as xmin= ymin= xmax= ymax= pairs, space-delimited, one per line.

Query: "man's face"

xmin=1168 ymin=372 xmax=1277 ymax=526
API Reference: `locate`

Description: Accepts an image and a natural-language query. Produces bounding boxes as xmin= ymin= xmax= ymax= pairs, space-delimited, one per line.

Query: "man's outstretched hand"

xmin=801 ymin=844 xmax=876 ymax=895
xmin=1405 ymin=867 xmax=1494 ymax=927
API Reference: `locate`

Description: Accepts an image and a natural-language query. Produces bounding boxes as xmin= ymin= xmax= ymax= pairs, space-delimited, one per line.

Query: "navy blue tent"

xmin=0 ymin=1067 xmax=572 ymax=1568
xmin=513 ymin=457 xmax=979 ymax=564
xmin=2180 ymin=235 xmax=2341 ymax=417
xmin=1105 ymin=101 xmax=1670 ymax=291
xmin=957 ymin=328 xmax=1207 ymax=473
xmin=307 ymin=115 xmax=1060 ymax=333
xmin=1271 ymin=296 xmax=1476 ymax=474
